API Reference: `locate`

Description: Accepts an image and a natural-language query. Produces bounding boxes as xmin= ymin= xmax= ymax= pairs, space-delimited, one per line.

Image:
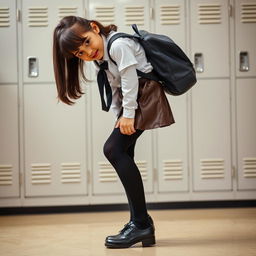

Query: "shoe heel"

xmin=142 ymin=236 xmax=156 ymax=247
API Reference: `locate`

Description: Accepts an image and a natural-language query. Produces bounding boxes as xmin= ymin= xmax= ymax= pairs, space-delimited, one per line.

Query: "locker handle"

xmin=239 ymin=51 xmax=249 ymax=72
xmin=194 ymin=53 xmax=204 ymax=73
xmin=28 ymin=56 xmax=39 ymax=77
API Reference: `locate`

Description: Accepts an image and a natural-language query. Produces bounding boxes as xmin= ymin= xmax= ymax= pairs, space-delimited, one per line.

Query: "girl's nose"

xmin=87 ymin=49 xmax=94 ymax=58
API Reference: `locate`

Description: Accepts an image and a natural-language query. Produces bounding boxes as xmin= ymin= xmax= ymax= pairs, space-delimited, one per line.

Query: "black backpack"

xmin=107 ymin=24 xmax=197 ymax=96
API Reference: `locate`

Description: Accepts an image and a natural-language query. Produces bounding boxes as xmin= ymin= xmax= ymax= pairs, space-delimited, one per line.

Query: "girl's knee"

xmin=103 ymin=140 xmax=121 ymax=162
xmin=103 ymin=141 xmax=111 ymax=158
xmin=103 ymin=140 xmax=116 ymax=160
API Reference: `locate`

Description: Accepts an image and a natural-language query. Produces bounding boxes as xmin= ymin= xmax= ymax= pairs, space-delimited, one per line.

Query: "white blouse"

xmin=94 ymin=30 xmax=153 ymax=119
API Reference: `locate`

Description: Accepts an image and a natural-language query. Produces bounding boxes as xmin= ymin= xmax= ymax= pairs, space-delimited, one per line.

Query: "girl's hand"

xmin=115 ymin=117 xmax=136 ymax=135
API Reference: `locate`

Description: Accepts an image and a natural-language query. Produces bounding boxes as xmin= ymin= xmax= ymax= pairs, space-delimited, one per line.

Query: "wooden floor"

xmin=0 ymin=207 xmax=256 ymax=256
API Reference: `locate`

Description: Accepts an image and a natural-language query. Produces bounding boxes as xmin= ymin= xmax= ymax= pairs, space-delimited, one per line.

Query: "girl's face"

xmin=72 ymin=22 xmax=104 ymax=61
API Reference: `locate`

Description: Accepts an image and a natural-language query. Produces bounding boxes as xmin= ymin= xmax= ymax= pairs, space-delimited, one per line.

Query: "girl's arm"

xmin=111 ymin=86 xmax=122 ymax=119
xmin=119 ymin=64 xmax=138 ymax=119
xmin=109 ymin=40 xmax=139 ymax=135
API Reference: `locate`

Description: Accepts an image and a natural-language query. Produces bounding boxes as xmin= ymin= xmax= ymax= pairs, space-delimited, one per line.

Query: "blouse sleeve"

xmin=110 ymin=86 xmax=122 ymax=119
xmin=109 ymin=40 xmax=139 ymax=118
xmin=119 ymin=64 xmax=138 ymax=118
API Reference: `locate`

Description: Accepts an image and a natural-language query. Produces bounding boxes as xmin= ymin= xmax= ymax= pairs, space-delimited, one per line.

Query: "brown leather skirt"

xmin=117 ymin=78 xmax=175 ymax=130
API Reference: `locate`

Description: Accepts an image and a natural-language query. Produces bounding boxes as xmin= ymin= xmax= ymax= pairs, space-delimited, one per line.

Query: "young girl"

xmin=53 ymin=16 xmax=175 ymax=249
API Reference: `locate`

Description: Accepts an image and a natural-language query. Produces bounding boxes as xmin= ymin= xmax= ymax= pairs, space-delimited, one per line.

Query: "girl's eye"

xmin=78 ymin=51 xmax=84 ymax=56
xmin=84 ymin=39 xmax=90 ymax=46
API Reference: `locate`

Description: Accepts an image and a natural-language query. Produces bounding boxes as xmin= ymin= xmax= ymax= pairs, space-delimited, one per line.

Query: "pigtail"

xmin=53 ymin=25 xmax=84 ymax=105
xmin=66 ymin=57 xmax=84 ymax=102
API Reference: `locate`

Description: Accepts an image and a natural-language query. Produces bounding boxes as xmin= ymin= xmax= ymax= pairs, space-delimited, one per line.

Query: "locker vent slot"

xmin=31 ymin=163 xmax=51 ymax=184
xmin=241 ymin=3 xmax=256 ymax=23
xmin=198 ymin=4 xmax=221 ymax=24
xmin=160 ymin=5 xmax=180 ymax=25
xmin=200 ymin=159 xmax=225 ymax=179
xmin=0 ymin=165 xmax=13 ymax=185
xmin=136 ymin=160 xmax=147 ymax=181
xmin=28 ymin=7 xmax=48 ymax=27
xmin=94 ymin=7 xmax=115 ymax=24
xmin=125 ymin=6 xmax=144 ymax=26
xmin=0 ymin=7 xmax=10 ymax=27
xmin=99 ymin=162 xmax=117 ymax=182
xmin=163 ymin=160 xmax=183 ymax=180
xmin=61 ymin=163 xmax=81 ymax=183
xmin=58 ymin=7 xmax=78 ymax=20
xmin=243 ymin=158 xmax=256 ymax=178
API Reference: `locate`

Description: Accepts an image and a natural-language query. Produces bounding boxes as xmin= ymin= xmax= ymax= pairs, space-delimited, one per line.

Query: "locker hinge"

xmin=16 ymin=9 xmax=21 ymax=22
xmin=87 ymin=169 xmax=90 ymax=184
xmin=228 ymin=4 xmax=233 ymax=17
xmin=150 ymin=8 xmax=154 ymax=19
xmin=153 ymin=168 xmax=158 ymax=182
xmin=232 ymin=165 xmax=236 ymax=178
xmin=84 ymin=8 xmax=87 ymax=18
xmin=19 ymin=172 xmax=22 ymax=186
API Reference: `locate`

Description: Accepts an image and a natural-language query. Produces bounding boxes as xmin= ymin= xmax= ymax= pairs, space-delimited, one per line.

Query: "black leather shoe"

xmin=148 ymin=214 xmax=155 ymax=230
xmin=105 ymin=217 xmax=155 ymax=248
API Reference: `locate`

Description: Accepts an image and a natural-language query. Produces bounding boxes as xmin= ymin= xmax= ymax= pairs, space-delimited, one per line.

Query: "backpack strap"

xmin=107 ymin=32 xmax=137 ymax=65
xmin=107 ymin=31 xmax=159 ymax=82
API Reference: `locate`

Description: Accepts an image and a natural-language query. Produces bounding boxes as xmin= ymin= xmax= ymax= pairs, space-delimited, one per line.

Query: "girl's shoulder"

xmin=108 ymin=31 xmax=137 ymax=50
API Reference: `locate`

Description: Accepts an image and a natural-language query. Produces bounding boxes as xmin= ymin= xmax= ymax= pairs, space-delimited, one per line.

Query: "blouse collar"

xmin=97 ymin=30 xmax=116 ymax=64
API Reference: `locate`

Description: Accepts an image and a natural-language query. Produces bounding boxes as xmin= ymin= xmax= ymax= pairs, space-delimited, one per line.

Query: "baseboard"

xmin=0 ymin=200 xmax=256 ymax=215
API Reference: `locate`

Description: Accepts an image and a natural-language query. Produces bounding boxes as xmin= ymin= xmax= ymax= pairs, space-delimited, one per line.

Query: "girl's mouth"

xmin=92 ymin=50 xmax=98 ymax=58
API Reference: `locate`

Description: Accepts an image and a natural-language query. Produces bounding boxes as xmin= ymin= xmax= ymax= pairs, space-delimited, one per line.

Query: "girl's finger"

xmin=115 ymin=120 xmax=120 ymax=128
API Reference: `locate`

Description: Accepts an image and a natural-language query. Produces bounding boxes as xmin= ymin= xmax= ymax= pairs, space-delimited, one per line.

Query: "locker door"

xmin=236 ymin=78 xmax=256 ymax=190
xmin=235 ymin=0 xmax=256 ymax=77
xmin=0 ymin=0 xmax=17 ymax=83
xmin=0 ymin=86 xmax=19 ymax=198
xmin=235 ymin=0 xmax=256 ymax=190
xmin=89 ymin=0 xmax=150 ymax=33
xmin=192 ymin=79 xmax=232 ymax=191
xmin=155 ymin=0 xmax=186 ymax=50
xmin=0 ymin=0 xmax=19 ymax=198
xmin=89 ymin=0 xmax=154 ymax=196
xmin=190 ymin=0 xmax=230 ymax=78
xmin=190 ymin=0 xmax=232 ymax=191
xmin=22 ymin=0 xmax=88 ymax=197
xmin=22 ymin=0 xmax=85 ymax=83
xmin=154 ymin=0 xmax=189 ymax=192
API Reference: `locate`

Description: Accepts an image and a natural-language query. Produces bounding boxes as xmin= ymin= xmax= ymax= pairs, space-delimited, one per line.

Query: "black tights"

xmin=103 ymin=128 xmax=150 ymax=229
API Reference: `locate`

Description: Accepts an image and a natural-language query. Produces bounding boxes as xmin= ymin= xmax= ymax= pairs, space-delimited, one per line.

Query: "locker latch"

xmin=28 ymin=57 xmax=39 ymax=77
xmin=194 ymin=53 xmax=204 ymax=73
xmin=239 ymin=51 xmax=249 ymax=72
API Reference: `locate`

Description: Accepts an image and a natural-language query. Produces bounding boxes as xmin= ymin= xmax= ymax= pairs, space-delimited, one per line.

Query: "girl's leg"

xmin=103 ymin=127 xmax=150 ymax=229
xmin=125 ymin=141 xmax=136 ymax=222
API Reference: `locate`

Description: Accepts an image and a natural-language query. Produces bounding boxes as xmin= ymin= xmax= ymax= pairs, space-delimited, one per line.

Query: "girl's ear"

xmin=90 ymin=22 xmax=100 ymax=34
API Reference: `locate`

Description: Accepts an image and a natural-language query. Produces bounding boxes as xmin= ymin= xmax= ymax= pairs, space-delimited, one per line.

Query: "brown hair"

xmin=53 ymin=16 xmax=117 ymax=105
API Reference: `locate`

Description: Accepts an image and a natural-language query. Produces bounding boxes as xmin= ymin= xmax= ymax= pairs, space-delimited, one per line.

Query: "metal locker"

xmin=235 ymin=0 xmax=256 ymax=77
xmin=192 ymin=79 xmax=232 ymax=191
xmin=157 ymin=95 xmax=189 ymax=192
xmin=89 ymin=0 xmax=154 ymax=196
xmin=234 ymin=0 xmax=256 ymax=190
xmin=0 ymin=0 xmax=17 ymax=83
xmin=154 ymin=0 xmax=186 ymax=51
xmin=190 ymin=0 xmax=232 ymax=191
xmin=22 ymin=0 xmax=84 ymax=83
xmin=236 ymin=78 xmax=256 ymax=190
xmin=0 ymin=86 xmax=19 ymax=198
xmin=24 ymin=84 xmax=88 ymax=197
xmin=89 ymin=0 xmax=150 ymax=33
xmin=190 ymin=0 xmax=230 ymax=78
xmin=22 ymin=0 xmax=88 ymax=197
xmin=0 ymin=0 xmax=19 ymax=198
xmin=154 ymin=0 xmax=189 ymax=192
